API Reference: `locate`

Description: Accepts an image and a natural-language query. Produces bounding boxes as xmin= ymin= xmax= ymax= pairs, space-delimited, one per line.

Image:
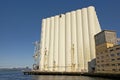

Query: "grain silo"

xmin=39 ymin=6 xmax=101 ymax=72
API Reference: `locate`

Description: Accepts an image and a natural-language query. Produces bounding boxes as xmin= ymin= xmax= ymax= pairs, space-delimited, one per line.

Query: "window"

xmin=116 ymin=47 xmax=120 ymax=50
xmin=117 ymin=58 xmax=120 ymax=60
xmin=112 ymin=69 xmax=116 ymax=71
xmin=101 ymin=60 xmax=104 ymax=62
xmin=110 ymin=49 xmax=114 ymax=52
xmin=111 ymin=59 xmax=115 ymax=61
xmin=110 ymin=54 xmax=115 ymax=57
xmin=106 ymin=64 xmax=109 ymax=66
xmin=117 ymin=53 xmax=120 ymax=56
xmin=118 ymin=63 xmax=120 ymax=66
xmin=106 ymin=54 xmax=109 ymax=57
xmin=112 ymin=64 xmax=115 ymax=66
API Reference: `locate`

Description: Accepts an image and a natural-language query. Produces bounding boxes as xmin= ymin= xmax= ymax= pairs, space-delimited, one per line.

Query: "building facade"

xmin=95 ymin=30 xmax=120 ymax=73
xmin=39 ymin=6 xmax=101 ymax=72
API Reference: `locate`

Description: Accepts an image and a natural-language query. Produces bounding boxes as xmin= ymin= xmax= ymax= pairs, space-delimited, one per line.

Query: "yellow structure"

xmin=95 ymin=30 xmax=120 ymax=73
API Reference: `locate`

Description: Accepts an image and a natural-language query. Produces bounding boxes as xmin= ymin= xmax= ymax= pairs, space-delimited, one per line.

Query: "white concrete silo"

xmin=39 ymin=6 xmax=101 ymax=72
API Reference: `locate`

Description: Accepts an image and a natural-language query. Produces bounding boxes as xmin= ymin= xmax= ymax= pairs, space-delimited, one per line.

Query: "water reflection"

xmin=32 ymin=75 xmax=114 ymax=80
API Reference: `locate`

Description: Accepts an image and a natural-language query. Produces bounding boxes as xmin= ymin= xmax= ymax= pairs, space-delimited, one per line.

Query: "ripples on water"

xmin=0 ymin=70 xmax=31 ymax=80
xmin=0 ymin=70 xmax=117 ymax=80
xmin=32 ymin=75 xmax=114 ymax=80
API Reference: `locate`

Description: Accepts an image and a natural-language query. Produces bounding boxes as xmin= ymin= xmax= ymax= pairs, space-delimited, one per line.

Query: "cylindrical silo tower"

xmin=45 ymin=18 xmax=50 ymax=71
xmin=53 ymin=15 xmax=59 ymax=71
xmin=81 ymin=8 xmax=91 ymax=72
xmin=76 ymin=9 xmax=84 ymax=72
xmin=65 ymin=12 xmax=72 ymax=72
xmin=71 ymin=11 xmax=78 ymax=71
xmin=48 ymin=17 xmax=54 ymax=71
xmin=58 ymin=14 xmax=65 ymax=71
xmin=39 ymin=19 xmax=46 ymax=71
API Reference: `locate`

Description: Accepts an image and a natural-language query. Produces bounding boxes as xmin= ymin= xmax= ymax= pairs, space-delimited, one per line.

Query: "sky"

xmin=0 ymin=0 xmax=120 ymax=68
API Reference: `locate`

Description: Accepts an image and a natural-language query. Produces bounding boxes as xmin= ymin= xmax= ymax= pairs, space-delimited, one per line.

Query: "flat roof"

xmin=94 ymin=30 xmax=116 ymax=37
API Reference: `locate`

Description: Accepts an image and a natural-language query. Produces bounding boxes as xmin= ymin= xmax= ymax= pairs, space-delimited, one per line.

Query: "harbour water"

xmin=0 ymin=70 xmax=117 ymax=80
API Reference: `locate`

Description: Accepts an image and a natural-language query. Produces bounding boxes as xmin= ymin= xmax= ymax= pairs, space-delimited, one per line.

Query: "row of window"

xmin=97 ymin=58 xmax=120 ymax=63
xmin=96 ymin=51 xmax=107 ymax=55
xmin=97 ymin=63 xmax=120 ymax=67
xmin=109 ymin=47 xmax=120 ymax=52
xmin=97 ymin=69 xmax=120 ymax=71
xmin=111 ymin=58 xmax=120 ymax=61
xmin=97 ymin=47 xmax=120 ymax=55
xmin=110 ymin=53 xmax=120 ymax=56
xmin=97 ymin=53 xmax=120 ymax=59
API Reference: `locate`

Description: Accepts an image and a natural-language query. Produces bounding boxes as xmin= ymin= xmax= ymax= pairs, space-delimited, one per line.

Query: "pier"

xmin=23 ymin=71 xmax=83 ymax=76
xmin=23 ymin=71 xmax=120 ymax=79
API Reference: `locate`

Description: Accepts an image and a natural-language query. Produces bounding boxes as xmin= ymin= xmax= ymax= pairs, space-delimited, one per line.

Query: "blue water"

xmin=0 ymin=70 xmax=117 ymax=80
xmin=0 ymin=70 xmax=31 ymax=80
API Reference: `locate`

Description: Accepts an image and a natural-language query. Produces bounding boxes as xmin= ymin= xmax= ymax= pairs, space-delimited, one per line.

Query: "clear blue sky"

xmin=0 ymin=0 xmax=120 ymax=68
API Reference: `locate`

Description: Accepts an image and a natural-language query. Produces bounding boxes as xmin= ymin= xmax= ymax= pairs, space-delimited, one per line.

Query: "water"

xmin=0 ymin=70 xmax=117 ymax=80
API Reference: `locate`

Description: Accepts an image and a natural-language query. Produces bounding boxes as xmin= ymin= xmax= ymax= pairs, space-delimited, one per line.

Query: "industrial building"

xmin=95 ymin=30 xmax=120 ymax=73
xmin=38 ymin=6 xmax=101 ymax=72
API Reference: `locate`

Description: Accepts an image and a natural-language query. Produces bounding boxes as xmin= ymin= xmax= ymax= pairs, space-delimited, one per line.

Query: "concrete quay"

xmin=23 ymin=71 xmax=120 ymax=79
xmin=23 ymin=71 xmax=82 ymax=76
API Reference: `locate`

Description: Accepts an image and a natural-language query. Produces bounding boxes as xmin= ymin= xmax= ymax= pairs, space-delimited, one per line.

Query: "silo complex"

xmin=39 ymin=6 xmax=101 ymax=72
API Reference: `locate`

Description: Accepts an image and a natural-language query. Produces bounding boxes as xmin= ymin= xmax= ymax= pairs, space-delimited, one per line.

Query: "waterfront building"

xmin=95 ymin=30 xmax=120 ymax=73
xmin=39 ymin=6 xmax=101 ymax=72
